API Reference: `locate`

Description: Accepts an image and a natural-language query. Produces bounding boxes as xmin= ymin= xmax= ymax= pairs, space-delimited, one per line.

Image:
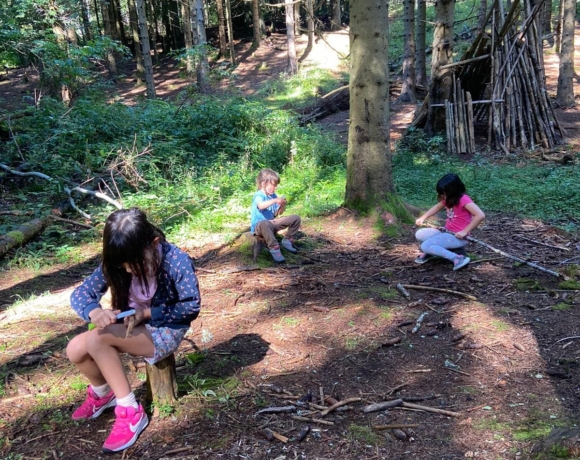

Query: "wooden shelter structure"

xmin=412 ymin=0 xmax=564 ymax=154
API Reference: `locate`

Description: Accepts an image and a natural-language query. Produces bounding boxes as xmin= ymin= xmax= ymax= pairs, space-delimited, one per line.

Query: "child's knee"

xmin=67 ymin=333 xmax=88 ymax=363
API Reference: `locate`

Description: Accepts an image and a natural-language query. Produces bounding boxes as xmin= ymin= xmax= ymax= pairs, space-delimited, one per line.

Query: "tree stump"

xmin=241 ymin=231 xmax=266 ymax=262
xmin=145 ymin=353 xmax=177 ymax=407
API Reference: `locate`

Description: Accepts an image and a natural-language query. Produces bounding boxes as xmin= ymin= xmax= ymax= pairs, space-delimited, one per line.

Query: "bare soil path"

xmin=1 ymin=29 xmax=580 ymax=460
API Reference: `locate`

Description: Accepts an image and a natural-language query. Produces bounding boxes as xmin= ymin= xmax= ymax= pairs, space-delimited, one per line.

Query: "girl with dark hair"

xmin=67 ymin=208 xmax=201 ymax=453
xmin=414 ymin=173 xmax=485 ymax=271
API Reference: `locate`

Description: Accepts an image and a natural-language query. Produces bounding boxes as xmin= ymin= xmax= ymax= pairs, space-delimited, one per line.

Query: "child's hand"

xmin=89 ymin=308 xmax=117 ymax=329
xmin=415 ymin=217 xmax=425 ymax=226
xmin=455 ymin=230 xmax=468 ymax=239
xmin=126 ymin=308 xmax=149 ymax=326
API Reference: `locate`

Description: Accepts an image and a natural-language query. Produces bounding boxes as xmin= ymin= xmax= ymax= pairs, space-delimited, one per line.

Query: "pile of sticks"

xmin=457 ymin=0 xmax=564 ymax=152
xmin=445 ymin=79 xmax=476 ymax=154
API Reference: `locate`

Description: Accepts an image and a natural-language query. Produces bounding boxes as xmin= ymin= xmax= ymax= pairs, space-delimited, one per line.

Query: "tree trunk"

xmin=294 ymin=0 xmax=301 ymax=36
xmin=285 ymin=0 xmax=298 ymax=74
xmin=542 ymin=0 xmax=552 ymax=42
xmin=425 ymin=0 xmax=455 ymax=135
xmin=94 ymin=0 xmax=101 ymax=34
xmin=136 ymin=0 xmax=156 ymax=98
xmin=145 ymin=353 xmax=178 ymax=407
xmin=80 ymin=0 xmax=92 ymax=42
xmin=415 ymin=0 xmax=427 ymax=88
xmin=555 ymin=0 xmax=565 ymax=52
xmin=112 ymin=0 xmax=127 ymax=45
xmin=331 ymin=0 xmax=341 ymax=30
xmin=181 ymin=0 xmax=195 ymax=75
xmin=225 ymin=0 xmax=236 ymax=65
xmin=305 ymin=0 xmax=314 ymax=56
xmin=252 ymin=0 xmax=261 ymax=48
xmin=345 ymin=0 xmax=393 ymax=210
xmin=193 ymin=0 xmax=209 ymax=90
xmin=399 ymin=0 xmax=416 ymax=103
xmin=0 ymin=217 xmax=50 ymax=259
xmin=100 ymin=0 xmax=118 ymax=75
xmin=128 ymin=0 xmax=145 ymax=85
xmin=148 ymin=0 xmax=160 ymax=63
xmin=215 ymin=0 xmax=228 ymax=58
xmin=476 ymin=0 xmax=487 ymax=34
xmin=556 ymin=0 xmax=575 ymax=107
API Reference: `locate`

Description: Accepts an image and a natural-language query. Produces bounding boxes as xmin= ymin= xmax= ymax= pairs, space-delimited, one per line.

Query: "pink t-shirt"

xmin=444 ymin=194 xmax=474 ymax=233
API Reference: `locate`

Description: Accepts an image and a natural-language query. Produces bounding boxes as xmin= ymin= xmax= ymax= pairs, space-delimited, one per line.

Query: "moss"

xmin=559 ymin=280 xmax=580 ymax=290
xmin=553 ymin=303 xmax=573 ymax=311
xmin=6 ymin=230 xmax=25 ymax=244
xmin=514 ymin=278 xmax=543 ymax=291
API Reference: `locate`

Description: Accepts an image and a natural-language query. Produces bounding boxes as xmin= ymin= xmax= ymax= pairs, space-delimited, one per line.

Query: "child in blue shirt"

xmin=250 ymin=168 xmax=301 ymax=263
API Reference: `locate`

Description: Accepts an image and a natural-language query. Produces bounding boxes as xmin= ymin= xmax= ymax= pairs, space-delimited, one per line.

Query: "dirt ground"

xmin=2 ymin=28 xmax=580 ymax=460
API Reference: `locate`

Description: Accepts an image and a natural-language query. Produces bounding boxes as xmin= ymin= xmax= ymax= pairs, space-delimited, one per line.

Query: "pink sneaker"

xmin=72 ymin=386 xmax=116 ymax=421
xmin=102 ymin=404 xmax=149 ymax=453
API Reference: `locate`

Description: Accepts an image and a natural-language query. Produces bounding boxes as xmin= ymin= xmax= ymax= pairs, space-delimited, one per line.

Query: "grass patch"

xmin=514 ymin=279 xmax=543 ymax=291
xmin=559 ymin=280 xmax=580 ymax=290
xmin=553 ymin=303 xmax=574 ymax=311
xmin=348 ymin=424 xmax=382 ymax=444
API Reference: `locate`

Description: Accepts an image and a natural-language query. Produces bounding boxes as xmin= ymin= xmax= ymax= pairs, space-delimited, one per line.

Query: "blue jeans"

xmin=415 ymin=228 xmax=467 ymax=262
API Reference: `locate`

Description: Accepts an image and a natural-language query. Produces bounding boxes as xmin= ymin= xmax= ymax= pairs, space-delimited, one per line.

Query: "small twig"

xmin=513 ymin=234 xmax=570 ymax=251
xmin=396 ymin=283 xmax=411 ymax=300
xmin=372 ymin=424 xmax=420 ymax=430
xmin=49 ymin=215 xmax=93 ymax=229
xmin=553 ymin=336 xmax=580 ymax=346
xmin=412 ymin=312 xmax=428 ymax=334
xmin=290 ymin=415 xmax=335 ymax=426
xmin=320 ymin=397 xmax=361 ymax=416
xmin=401 ymin=284 xmax=477 ymax=301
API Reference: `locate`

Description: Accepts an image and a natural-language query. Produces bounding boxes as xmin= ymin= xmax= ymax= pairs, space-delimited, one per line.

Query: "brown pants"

xmin=254 ymin=215 xmax=301 ymax=249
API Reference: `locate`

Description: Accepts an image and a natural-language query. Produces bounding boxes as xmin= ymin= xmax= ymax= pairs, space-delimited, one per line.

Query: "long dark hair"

xmin=436 ymin=173 xmax=466 ymax=208
xmin=101 ymin=208 xmax=165 ymax=311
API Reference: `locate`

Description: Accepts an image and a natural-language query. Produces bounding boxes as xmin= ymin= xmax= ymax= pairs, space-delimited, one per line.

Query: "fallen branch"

xmin=0 ymin=216 xmax=51 ymax=259
xmin=401 ymin=284 xmax=477 ymax=301
xmin=401 ymin=402 xmax=461 ymax=417
xmin=256 ymin=405 xmax=296 ymax=415
xmin=514 ymin=234 xmax=570 ymax=251
xmin=320 ymin=397 xmax=362 ymax=416
xmin=396 ymin=283 xmax=411 ymax=300
xmin=553 ymin=336 xmax=580 ymax=345
xmin=290 ymin=415 xmax=335 ymax=426
xmin=412 ymin=312 xmax=428 ymax=333
xmin=372 ymin=424 xmax=420 ymax=430
xmin=362 ymin=399 xmax=404 ymax=413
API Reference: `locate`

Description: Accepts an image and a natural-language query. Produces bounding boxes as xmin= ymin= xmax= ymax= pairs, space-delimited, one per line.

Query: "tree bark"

xmin=136 ymin=0 xmax=156 ymax=98
xmin=112 ymin=0 xmax=127 ymax=45
xmin=80 ymin=0 xmax=92 ymax=42
xmin=345 ymin=0 xmax=394 ymax=210
xmin=331 ymin=0 xmax=341 ymax=30
xmin=252 ymin=0 xmax=261 ymax=48
xmin=100 ymin=0 xmax=118 ymax=75
xmin=285 ymin=0 xmax=298 ymax=74
xmin=193 ymin=0 xmax=210 ymax=89
xmin=146 ymin=353 xmax=178 ymax=406
xmin=476 ymin=0 xmax=487 ymax=34
xmin=556 ymin=0 xmax=575 ymax=107
xmin=215 ymin=0 xmax=228 ymax=58
xmin=128 ymin=0 xmax=145 ymax=85
xmin=399 ymin=0 xmax=416 ymax=103
xmin=0 ymin=217 xmax=50 ymax=259
xmin=415 ymin=0 xmax=428 ymax=88
xmin=225 ymin=0 xmax=236 ymax=65
xmin=306 ymin=0 xmax=314 ymax=53
xmin=425 ymin=0 xmax=456 ymax=135
xmin=181 ymin=0 xmax=195 ymax=75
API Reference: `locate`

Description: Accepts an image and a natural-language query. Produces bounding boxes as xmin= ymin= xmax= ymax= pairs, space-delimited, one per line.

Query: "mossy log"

xmin=0 ymin=216 xmax=50 ymax=259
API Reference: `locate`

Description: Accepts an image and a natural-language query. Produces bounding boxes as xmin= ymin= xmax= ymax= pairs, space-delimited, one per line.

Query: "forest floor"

xmin=2 ymin=29 xmax=580 ymax=460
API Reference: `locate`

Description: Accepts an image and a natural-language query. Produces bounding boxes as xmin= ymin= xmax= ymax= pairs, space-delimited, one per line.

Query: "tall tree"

xmin=193 ymin=0 xmax=209 ymax=89
xmin=304 ymin=0 xmax=314 ymax=56
xmin=181 ymin=0 xmax=195 ymax=75
xmin=345 ymin=0 xmax=393 ymax=210
xmin=135 ymin=0 xmax=156 ymax=98
xmin=128 ymin=0 xmax=145 ymax=84
xmin=225 ymin=0 xmax=236 ymax=64
xmin=215 ymin=0 xmax=228 ymax=57
xmin=425 ymin=0 xmax=455 ymax=135
xmin=399 ymin=0 xmax=416 ymax=103
xmin=331 ymin=0 xmax=341 ymax=30
xmin=80 ymin=0 xmax=92 ymax=41
xmin=285 ymin=0 xmax=297 ymax=74
xmin=100 ymin=0 xmax=118 ymax=75
xmin=476 ymin=0 xmax=487 ymax=34
xmin=252 ymin=0 xmax=261 ymax=48
xmin=415 ymin=0 xmax=427 ymax=88
xmin=556 ymin=0 xmax=575 ymax=107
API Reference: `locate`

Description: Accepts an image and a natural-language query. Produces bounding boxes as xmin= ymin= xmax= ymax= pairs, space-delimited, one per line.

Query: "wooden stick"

xmin=513 ymin=234 xmax=570 ymax=251
xmin=290 ymin=415 xmax=335 ymax=426
xmin=396 ymin=283 xmax=411 ymax=300
xmin=401 ymin=402 xmax=461 ymax=417
xmin=412 ymin=312 xmax=428 ymax=334
xmin=362 ymin=399 xmax=404 ymax=413
xmin=125 ymin=317 xmax=135 ymax=339
xmin=401 ymin=284 xmax=477 ymax=301
xmin=320 ymin=397 xmax=362 ymax=416
xmin=372 ymin=424 xmax=420 ymax=430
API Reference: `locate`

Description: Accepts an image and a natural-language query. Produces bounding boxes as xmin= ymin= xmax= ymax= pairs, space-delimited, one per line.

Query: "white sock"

xmin=91 ymin=383 xmax=111 ymax=397
xmin=116 ymin=392 xmax=139 ymax=409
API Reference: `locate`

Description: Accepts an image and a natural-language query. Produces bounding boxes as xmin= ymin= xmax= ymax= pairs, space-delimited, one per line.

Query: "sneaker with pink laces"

xmin=72 ymin=386 xmax=116 ymax=421
xmin=102 ymin=404 xmax=149 ymax=453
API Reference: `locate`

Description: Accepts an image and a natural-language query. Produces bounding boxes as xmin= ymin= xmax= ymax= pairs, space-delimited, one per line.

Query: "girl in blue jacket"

xmin=67 ymin=208 xmax=201 ymax=453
